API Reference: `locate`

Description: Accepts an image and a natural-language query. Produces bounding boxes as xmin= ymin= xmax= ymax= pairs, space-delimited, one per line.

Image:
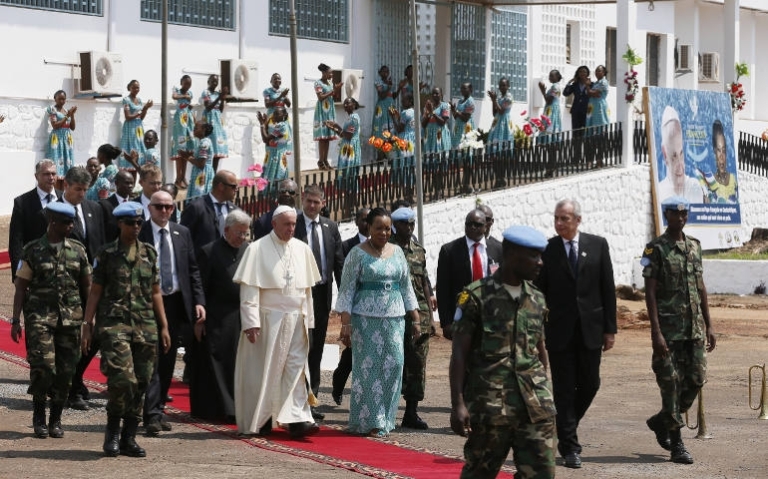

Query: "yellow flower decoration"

xmin=67 ymin=134 xmax=73 ymax=146
xmin=195 ymin=173 xmax=206 ymax=187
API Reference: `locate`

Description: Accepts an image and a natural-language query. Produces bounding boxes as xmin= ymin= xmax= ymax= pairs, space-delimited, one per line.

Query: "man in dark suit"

xmin=141 ymin=190 xmax=206 ymax=435
xmin=180 ymin=170 xmax=239 ymax=258
xmin=436 ymin=209 xmax=502 ymax=339
xmin=9 ymin=159 xmax=61 ymax=282
xmin=294 ymin=185 xmax=344 ymax=419
xmin=341 ymin=207 xmax=370 ymax=257
xmin=476 ymin=204 xmax=503 ymax=253
xmin=101 ymin=170 xmax=135 ymax=242
xmin=136 ymin=164 xmax=165 ymax=221
xmin=252 ymin=178 xmax=298 ymax=240
xmin=535 ymin=198 xmax=616 ymax=469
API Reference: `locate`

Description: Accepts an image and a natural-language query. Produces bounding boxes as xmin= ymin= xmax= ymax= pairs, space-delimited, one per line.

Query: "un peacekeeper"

xmin=390 ymin=206 xmax=433 ymax=429
xmin=641 ymin=196 xmax=716 ymax=465
xmin=10 ymin=202 xmax=91 ymax=439
xmin=80 ymin=201 xmax=171 ymax=458
xmin=449 ymin=225 xmax=555 ymax=479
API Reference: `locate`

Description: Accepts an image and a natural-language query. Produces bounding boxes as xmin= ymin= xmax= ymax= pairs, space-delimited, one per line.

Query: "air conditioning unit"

xmin=220 ymin=59 xmax=259 ymax=99
xmin=677 ymin=44 xmax=693 ymax=71
xmin=699 ymin=52 xmax=720 ymax=82
xmin=332 ymin=69 xmax=364 ymax=104
xmin=78 ymin=51 xmax=123 ymax=96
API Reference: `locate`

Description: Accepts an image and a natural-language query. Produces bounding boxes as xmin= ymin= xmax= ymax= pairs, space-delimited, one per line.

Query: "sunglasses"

xmin=122 ymin=219 xmax=144 ymax=227
xmin=466 ymin=221 xmax=486 ymax=229
xmin=151 ymin=204 xmax=174 ymax=211
xmin=279 ymin=189 xmax=297 ymax=196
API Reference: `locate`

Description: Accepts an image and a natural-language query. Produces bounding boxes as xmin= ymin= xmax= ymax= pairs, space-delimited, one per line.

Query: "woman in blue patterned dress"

xmin=94 ymin=143 xmax=122 ymax=194
xmin=421 ymin=87 xmax=452 ymax=154
xmin=313 ymin=63 xmax=341 ymax=170
xmin=263 ymin=72 xmax=291 ymax=124
xmin=185 ymin=121 xmax=215 ymax=198
xmin=487 ymin=77 xmax=514 ymax=153
xmin=171 ymin=75 xmax=194 ymax=189
xmin=539 ymin=70 xmax=563 ymax=136
xmin=451 ymin=82 xmax=476 ymax=149
xmin=396 ymin=65 xmax=429 ymax=108
xmin=257 ymin=107 xmax=292 ymax=182
xmin=372 ymin=66 xmax=395 ymax=143
xmin=325 ymin=98 xmax=361 ymax=192
xmin=389 ymin=94 xmax=416 ymax=192
xmin=586 ymin=65 xmax=610 ymax=129
xmin=200 ymin=74 xmax=229 ymax=172
xmin=85 ymin=157 xmax=111 ymax=201
xmin=46 ymin=90 xmax=77 ymax=177
xmin=335 ymin=208 xmax=419 ymax=438
xmin=120 ymin=80 xmax=153 ymax=169
xmin=141 ymin=130 xmax=160 ymax=167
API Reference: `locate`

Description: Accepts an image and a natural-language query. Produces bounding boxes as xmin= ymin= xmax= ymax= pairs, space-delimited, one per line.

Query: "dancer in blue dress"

xmin=185 ymin=121 xmax=215 ymax=198
xmin=200 ymin=74 xmax=229 ymax=172
xmin=263 ymin=73 xmax=291 ymax=124
xmin=335 ymin=208 xmax=419 ymax=438
xmin=389 ymin=94 xmax=416 ymax=195
xmin=539 ymin=70 xmax=563 ymax=136
xmin=120 ymin=80 xmax=153 ymax=169
xmin=451 ymin=82 xmax=476 ymax=149
xmin=85 ymin=157 xmax=111 ymax=201
xmin=94 ymin=144 xmax=122 ymax=195
xmin=46 ymin=90 xmax=77 ymax=177
xmin=487 ymin=77 xmax=514 ymax=153
xmin=586 ymin=65 xmax=610 ymax=128
xmin=325 ymin=98 xmax=361 ymax=192
xmin=313 ymin=63 xmax=341 ymax=170
xmin=396 ymin=65 xmax=429 ymax=109
xmin=171 ymin=75 xmax=194 ymax=189
xmin=142 ymin=130 xmax=160 ymax=167
xmin=372 ymin=66 xmax=395 ymax=144
xmin=257 ymin=107 xmax=292 ymax=182
xmin=421 ymin=87 xmax=452 ymax=154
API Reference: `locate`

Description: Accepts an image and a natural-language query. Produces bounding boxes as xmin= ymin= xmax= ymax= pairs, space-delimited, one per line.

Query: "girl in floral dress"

xmin=487 ymin=77 xmax=514 ymax=153
xmin=325 ymin=98 xmax=361 ymax=191
xmin=451 ymin=82 xmax=476 ymax=149
xmin=120 ymin=80 xmax=153 ymax=169
xmin=371 ymin=66 xmax=395 ymax=145
xmin=257 ymin=106 xmax=292 ymax=182
xmin=95 ymin=143 xmax=122 ymax=194
xmin=142 ymin=130 xmax=160 ymax=167
xmin=85 ymin=157 xmax=111 ymax=201
xmin=185 ymin=121 xmax=215 ymax=198
xmin=421 ymin=87 xmax=452 ymax=154
xmin=263 ymin=72 xmax=291 ymax=125
xmin=200 ymin=74 xmax=229 ymax=172
xmin=313 ymin=63 xmax=341 ymax=170
xmin=586 ymin=65 xmax=610 ymax=128
xmin=389 ymin=94 xmax=416 ymax=191
xmin=46 ymin=90 xmax=77 ymax=177
xmin=539 ymin=69 xmax=563 ymax=135
xmin=171 ymin=75 xmax=194 ymax=189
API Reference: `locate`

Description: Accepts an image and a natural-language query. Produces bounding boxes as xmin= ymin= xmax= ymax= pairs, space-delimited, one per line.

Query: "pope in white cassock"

xmin=232 ymin=205 xmax=322 ymax=439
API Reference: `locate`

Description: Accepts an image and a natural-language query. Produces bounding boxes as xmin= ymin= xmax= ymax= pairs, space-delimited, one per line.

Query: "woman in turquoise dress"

xmin=421 ymin=87 xmax=452 ymax=154
xmin=451 ymin=82 xmax=476 ymax=149
xmin=586 ymin=65 xmax=610 ymax=128
xmin=539 ymin=70 xmax=563 ymax=136
xmin=335 ymin=208 xmax=419 ymax=438
xmin=94 ymin=143 xmax=122 ymax=194
xmin=120 ymin=80 xmax=153 ymax=169
xmin=85 ymin=157 xmax=111 ymax=201
xmin=142 ymin=130 xmax=160 ymax=167
xmin=389 ymin=94 xmax=416 ymax=192
xmin=372 ymin=66 xmax=395 ymax=142
xmin=185 ymin=121 xmax=215 ymax=198
xmin=46 ymin=90 xmax=77 ymax=177
xmin=325 ymin=98 xmax=361 ymax=192
xmin=200 ymin=74 xmax=229 ymax=172
xmin=396 ymin=65 xmax=429 ymax=109
xmin=257 ymin=107 xmax=292 ymax=182
xmin=487 ymin=77 xmax=514 ymax=153
xmin=171 ymin=75 xmax=194 ymax=189
xmin=313 ymin=63 xmax=340 ymax=170
xmin=264 ymin=73 xmax=291 ymax=124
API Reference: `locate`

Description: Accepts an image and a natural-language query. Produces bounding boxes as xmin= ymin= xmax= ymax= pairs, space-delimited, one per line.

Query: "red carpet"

xmin=0 ymin=249 xmax=10 ymax=270
xmin=0 ymin=319 xmax=515 ymax=478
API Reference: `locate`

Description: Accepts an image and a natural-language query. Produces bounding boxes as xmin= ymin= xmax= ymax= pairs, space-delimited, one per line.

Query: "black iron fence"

xmin=738 ymin=131 xmax=768 ymax=177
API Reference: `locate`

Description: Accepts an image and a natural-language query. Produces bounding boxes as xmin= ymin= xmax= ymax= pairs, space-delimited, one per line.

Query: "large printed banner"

xmin=644 ymin=86 xmax=743 ymax=250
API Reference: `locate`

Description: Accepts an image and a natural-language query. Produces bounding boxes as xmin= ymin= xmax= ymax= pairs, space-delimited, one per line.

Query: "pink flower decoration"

xmin=255 ymin=177 xmax=269 ymax=191
xmin=541 ymin=115 xmax=552 ymax=127
xmin=519 ymin=110 xmax=528 ymax=117
xmin=239 ymin=178 xmax=256 ymax=187
xmin=248 ymin=163 xmax=264 ymax=173
xmin=522 ymin=124 xmax=533 ymax=136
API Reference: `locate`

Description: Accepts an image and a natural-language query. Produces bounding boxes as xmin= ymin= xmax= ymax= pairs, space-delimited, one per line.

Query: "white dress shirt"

xmin=37 ymin=187 xmax=58 ymax=208
xmin=62 ymin=197 xmax=86 ymax=238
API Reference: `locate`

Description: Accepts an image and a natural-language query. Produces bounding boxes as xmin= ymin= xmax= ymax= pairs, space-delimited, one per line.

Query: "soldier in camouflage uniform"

xmin=80 ymin=201 xmax=171 ymax=458
xmin=390 ymin=207 xmax=434 ymax=429
xmin=10 ymin=202 xmax=91 ymax=439
xmin=641 ymin=196 xmax=716 ymax=465
xmin=450 ymin=225 xmax=555 ymax=479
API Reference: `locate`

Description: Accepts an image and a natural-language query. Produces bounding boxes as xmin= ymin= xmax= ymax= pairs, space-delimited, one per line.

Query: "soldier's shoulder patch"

xmin=457 ymin=290 xmax=470 ymax=307
xmin=640 ymin=243 xmax=654 ymax=267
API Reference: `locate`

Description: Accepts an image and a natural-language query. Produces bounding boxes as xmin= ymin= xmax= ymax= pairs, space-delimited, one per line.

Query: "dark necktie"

xmin=45 ymin=193 xmax=53 ymax=206
xmin=160 ymin=228 xmax=174 ymax=294
xmin=215 ymin=202 xmax=225 ymax=235
xmin=73 ymin=207 xmax=85 ymax=239
xmin=311 ymin=221 xmax=323 ymax=282
xmin=568 ymin=240 xmax=578 ymax=277
xmin=471 ymin=243 xmax=483 ymax=282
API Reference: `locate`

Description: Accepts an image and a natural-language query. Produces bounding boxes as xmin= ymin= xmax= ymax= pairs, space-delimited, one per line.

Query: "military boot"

xmin=48 ymin=403 xmax=64 ymax=438
xmin=32 ymin=399 xmax=48 ymax=438
xmin=401 ymin=400 xmax=428 ymax=430
xmin=103 ymin=416 xmax=121 ymax=457
xmin=120 ymin=417 xmax=147 ymax=457
xmin=669 ymin=428 xmax=694 ymax=464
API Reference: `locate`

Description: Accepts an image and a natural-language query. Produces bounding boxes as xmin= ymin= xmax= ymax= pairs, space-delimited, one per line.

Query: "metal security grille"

xmin=451 ymin=3 xmax=486 ymax=99
xmin=0 ymin=0 xmax=102 ymax=15
xmin=141 ymin=0 xmax=235 ymax=31
xmin=269 ymin=0 xmax=348 ymax=44
xmin=491 ymin=8 xmax=527 ymax=102
xmin=374 ymin=0 xmax=411 ymax=104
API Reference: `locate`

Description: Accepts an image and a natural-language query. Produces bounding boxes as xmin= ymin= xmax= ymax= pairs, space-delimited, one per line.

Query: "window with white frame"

xmin=141 ymin=0 xmax=235 ymax=30
xmin=646 ymin=33 xmax=660 ymax=86
xmin=269 ymin=0 xmax=349 ymax=44
xmin=491 ymin=8 xmax=527 ymax=102
xmin=605 ymin=27 xmax=617 ymax=86
xmin=0 ymin=0 xmax=102 ymax=15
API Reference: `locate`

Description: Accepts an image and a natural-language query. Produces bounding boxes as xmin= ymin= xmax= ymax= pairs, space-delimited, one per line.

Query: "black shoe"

xmin=310 ymin=407 xmax=325 ymax=421
xmin=401 ymin=413 xmax=428 ymax=430
xmin=48 ymin=403 xmax=64 ymax=438
xmin=258 ymin=418 xmax=272 ymax=436
xmin=144 ymin=417 xmax=162 ymax=436
xmin=160 ymin=417 xmax=172 ymax=431
xmin=68 ymin=395 xmax=89 ymax=411
xmin=563 ymin=452 xmax=582 ymax=469
xmin=331 ymin=391 xmax=342 ymax=406
xmin=288 ymin=421 xmax=320 ymax=439
xmin=120 ymin=418 xmax=147 ymax=457
xmin=670 ymin=442 xmax=694 ymax=464
xmin=165 ymin=395 xmax=174 ymax=403
xmin=32 ymin=399 xmax=48 ymax=439
xmin=103 ymin=416 xmax=121 ymax=457
xmin=646 ymin=416 xmax=672 ymax=451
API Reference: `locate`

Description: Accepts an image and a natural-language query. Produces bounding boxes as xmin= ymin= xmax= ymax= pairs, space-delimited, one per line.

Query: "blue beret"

xmin=113 ymin=201 xmax=145 ymax=218
xmin=661 ymin=196 xmax=689 ymax=212
xmin=391 ymin=207 xmax=415 ymax=222
xmin=46 ymin=202 xmax=75 ymax=218
xmin=501 ymin=225 xmax=547 ymax=252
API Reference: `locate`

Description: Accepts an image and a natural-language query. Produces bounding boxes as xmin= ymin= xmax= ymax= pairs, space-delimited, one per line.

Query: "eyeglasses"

xmin=466 ymin=221 xmax=486 ymax=229
xmin=279 ymin=189 xmax=297 ymax=196
xmin=151 ymin=204 xmax=174 ymax=211
xmin=122 ymin=219 xmax=144 ymax=227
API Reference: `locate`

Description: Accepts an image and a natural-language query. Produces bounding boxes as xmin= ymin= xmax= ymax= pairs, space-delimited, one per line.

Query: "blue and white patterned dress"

xmin=120 ymin=96 xmax=147 ymax=168
xmin=372 ymin=79 xmax=395 ymax=139
xmin=488 ymin=91 xmax=514 ymax=152
xmin=423 ymin=102 xmax=452 ymax=154
xmin=313 ymin=80 xmax=338 ymax=141
xmin=334 ymin=246 xmax=418 ymax=435
xmin=142 ymin=147 xmax=160 ymax=167
xmin=171 ymin=87 xmax=194 ymax=158
xmin=86 ymin=177 xmax=111 ymax=201
xmin=586 ymin=78 xmax=610 ymax=128
xmin=46 ymin=105 xmax=75 ymax=176
xmin=451 ymin=97 xmax=476 ymax=149
xmin=393 ymin=108 xmax=416 ymax=186
xmin=200 ymin=89 xmax=229 ymax=158
xmin=187 ymin=137 xmax=214 ymax=198
xmin=544 ymin=82 xmax=562 ymax=134
xmin=261 ymin=121 xmax=292 ymax=182
xmin=337 ymin=113 xmax=361 ymax=185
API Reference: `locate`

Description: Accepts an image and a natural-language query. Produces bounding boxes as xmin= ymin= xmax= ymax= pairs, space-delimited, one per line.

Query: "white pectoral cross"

xmin=283 ymin=268 xmax=294 ymax=295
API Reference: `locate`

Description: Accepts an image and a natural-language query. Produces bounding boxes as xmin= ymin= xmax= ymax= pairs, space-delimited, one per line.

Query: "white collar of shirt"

xmin=209 ymin=193 xmax=226 ymax=209
xmin=141 ymin=193 xmax=152 ymax=219
xmin=465 ymin=236 xmax=489 ymax=277
xmin=151 ymin=220 xmax=179 ymax=294
xmin=465 ymin=236 xmax=487 ymax=251
xmin=358 ymin=232 xmax=368 ymax=244
xmin=37 ymin=187 xmax=57 ymax=205
xmin=561 ymin=232 xmax=580 ymax=253
xmin=114 ymin=193 xmax=128 ymax=203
